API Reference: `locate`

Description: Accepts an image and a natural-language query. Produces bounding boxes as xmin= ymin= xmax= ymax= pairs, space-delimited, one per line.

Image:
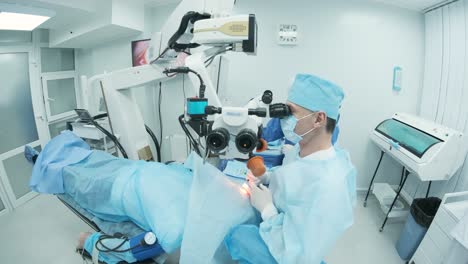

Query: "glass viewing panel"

xmin=375 ymin=119 xmax=442 ymax=158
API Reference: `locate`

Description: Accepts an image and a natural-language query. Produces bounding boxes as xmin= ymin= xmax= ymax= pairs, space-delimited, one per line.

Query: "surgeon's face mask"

xmin=280 ymin=113 xmax=318 ymax=144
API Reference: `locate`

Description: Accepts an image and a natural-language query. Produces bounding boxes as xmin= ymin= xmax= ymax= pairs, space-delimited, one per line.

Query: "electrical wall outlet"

xmin=278 ymin=24 xmax=298 ymax=45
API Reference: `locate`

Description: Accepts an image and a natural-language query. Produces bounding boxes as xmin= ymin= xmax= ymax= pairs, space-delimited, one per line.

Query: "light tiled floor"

xmin=0 ymin=193 xmax=406 ymax=263
xmin=326 ymin=193 xmax=406 ymax=264
xmin=0 ymin=195 xmax=91 ymax=264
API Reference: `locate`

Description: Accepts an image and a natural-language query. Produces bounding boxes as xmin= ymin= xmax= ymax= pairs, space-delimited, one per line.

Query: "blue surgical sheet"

xmin=30 ymin=131 xmax=259 ymax=263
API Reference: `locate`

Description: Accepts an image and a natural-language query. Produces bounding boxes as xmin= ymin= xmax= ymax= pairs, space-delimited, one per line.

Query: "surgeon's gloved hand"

xmin=248 ymin=181 xmax=278 ymax=221
xmin=246 ymin=170 xmax=271 ymax=186
xmin=282 ymin=143 xmax=294 ymax=154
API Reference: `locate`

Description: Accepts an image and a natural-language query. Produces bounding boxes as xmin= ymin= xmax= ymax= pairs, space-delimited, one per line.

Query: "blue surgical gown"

xmin=226 ymin=145 xmax=356 ymax=263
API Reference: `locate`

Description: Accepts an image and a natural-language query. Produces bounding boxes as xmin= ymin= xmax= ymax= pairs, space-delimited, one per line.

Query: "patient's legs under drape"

xmin=62 ymin=151 xmax=137 ymax=223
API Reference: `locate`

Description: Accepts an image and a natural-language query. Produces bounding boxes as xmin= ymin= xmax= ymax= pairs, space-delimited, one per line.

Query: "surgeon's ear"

xmin=315 ymin=112 xmax=327 ymax=126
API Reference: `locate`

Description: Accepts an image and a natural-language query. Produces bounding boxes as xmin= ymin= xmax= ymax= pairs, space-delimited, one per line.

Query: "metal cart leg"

xmin=380 ymin=168 xmax=410 ymax=232
xmin=399 ymin=166 xmax=405 ymax=186
xmin=426 ymin=181 xmax=432 ymax=198
xmin=364 ymin=151 xmax=385 ymax=207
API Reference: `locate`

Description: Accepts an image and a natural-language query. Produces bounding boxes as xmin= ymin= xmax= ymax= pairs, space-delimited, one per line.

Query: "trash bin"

xmin=396 ymin=197 xmax=441 ymax=261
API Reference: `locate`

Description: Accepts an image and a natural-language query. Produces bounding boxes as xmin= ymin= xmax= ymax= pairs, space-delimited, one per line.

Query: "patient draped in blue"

xmin=28 ymin=131 xmax=258 ymax=264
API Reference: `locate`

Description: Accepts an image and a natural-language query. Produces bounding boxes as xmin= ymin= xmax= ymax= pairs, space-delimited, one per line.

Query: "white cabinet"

xmin=410 ymin=192 xmax=468 ymax=264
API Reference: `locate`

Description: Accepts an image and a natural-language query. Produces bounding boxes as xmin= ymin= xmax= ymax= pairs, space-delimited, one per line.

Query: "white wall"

xmin=222 ymin=0 xmax=425 ymax=189
xmin=75 ymin=0 xmax=426 ymax=189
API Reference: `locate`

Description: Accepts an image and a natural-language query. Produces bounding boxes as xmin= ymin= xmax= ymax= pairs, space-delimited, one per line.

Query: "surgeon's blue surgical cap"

xmin=287 ymin=74 xmax=344 ymax=120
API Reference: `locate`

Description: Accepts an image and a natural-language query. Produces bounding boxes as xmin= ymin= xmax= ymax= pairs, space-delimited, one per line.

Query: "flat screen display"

xmin=131 ymin=39 xmax=151 ymax=66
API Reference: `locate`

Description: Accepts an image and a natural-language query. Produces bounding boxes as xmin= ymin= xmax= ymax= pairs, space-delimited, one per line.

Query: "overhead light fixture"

xmin=0 ymin=3 xmax=55 ymax=31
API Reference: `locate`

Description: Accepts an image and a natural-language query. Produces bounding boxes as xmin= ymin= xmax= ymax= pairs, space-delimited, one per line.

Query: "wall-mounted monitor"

xmin=131 ymin=39 xmax=151 ymax=66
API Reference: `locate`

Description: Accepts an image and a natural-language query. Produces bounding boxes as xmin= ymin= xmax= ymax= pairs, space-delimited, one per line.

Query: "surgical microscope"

xmin=82 ymin=8 xmax=292 ymax=174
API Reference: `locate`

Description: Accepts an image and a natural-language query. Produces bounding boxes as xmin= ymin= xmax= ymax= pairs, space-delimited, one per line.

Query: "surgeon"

xmin=225 ymin=73 xmax=357 ymax=263
xmin=262 ymin=112 xmax=340 ymax=146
